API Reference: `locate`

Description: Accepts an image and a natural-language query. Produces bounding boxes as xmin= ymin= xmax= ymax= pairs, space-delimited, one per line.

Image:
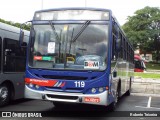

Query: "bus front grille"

xmin=44 ymin=87 xmax=83 ymax=93
xmin=46 ymin=94 xmax=78 ymax=100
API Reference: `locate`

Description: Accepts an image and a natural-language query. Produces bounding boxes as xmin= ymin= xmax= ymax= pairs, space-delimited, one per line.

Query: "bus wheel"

xmin=109 ymin=90 xmax=119 ymax=112
xmin=0 ymin=84 xmax=10 ymax=106
xmin=126 ymin=79 xmax=131 ymax=96
xmin=109 ymin=83 xmax=121 ymax=112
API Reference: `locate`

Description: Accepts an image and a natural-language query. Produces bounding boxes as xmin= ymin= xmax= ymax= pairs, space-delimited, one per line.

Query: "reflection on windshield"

xmin=29 ymin=23 xmax=108 ymax=70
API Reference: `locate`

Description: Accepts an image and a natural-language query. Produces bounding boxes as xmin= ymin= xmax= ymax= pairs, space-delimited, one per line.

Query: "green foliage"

xmin=146 ymin=62 xmax=160 ymax=70
xmin=134 ymin=72 xmax=160 ymax=79
xmin=122 ymin=6 xmax=160 ymax=62
xmin=0 ymin=18 xmax=31 ymax=30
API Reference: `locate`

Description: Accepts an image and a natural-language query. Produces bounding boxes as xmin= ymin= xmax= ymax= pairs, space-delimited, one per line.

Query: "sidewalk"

xmin=144 ymin=69 xmax=160 ymax=74
xmin=131 ymin=77 xmax=160 ymax=95
xmin=146 ymin=70 xmax=160 ymax=72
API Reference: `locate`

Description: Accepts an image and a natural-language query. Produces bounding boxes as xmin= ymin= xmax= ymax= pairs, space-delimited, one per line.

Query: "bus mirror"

xmin=31 ymin=27 xmax=35 ymax=46
xmin=19 ymin=20 xmax=32 ymax=47
xmin=113 ymin=71 xmax=117 ymax=77
xmin=116 ymin=38 xmax=121 ymax=52
xmin=19 ymin=30 xmax=24 ymax=47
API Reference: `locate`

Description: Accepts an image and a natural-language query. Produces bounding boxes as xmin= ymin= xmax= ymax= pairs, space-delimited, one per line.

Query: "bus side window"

xmin=3 ymin=38 xmax=27 ymax=72
xmin=123 ymin=38 xmax=126 ymax=60
xmin=119 ymin=32 xmax=123 ymax=59
xmin=112 ymin=25 xmax=117 ymax=61
xmin=111 ymin=24 xmax=117 ymax=72
xmin=0 ymin=37 xmax=1 ymax=72
xmin=112 ymin=36 xmax=116 ymax=60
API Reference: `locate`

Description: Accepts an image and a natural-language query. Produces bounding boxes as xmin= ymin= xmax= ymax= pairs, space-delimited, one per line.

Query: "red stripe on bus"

xmin=60 ymin=82 xmax=66 ymax=87
xmin=25 ymin=78 xmax=57 ymax=86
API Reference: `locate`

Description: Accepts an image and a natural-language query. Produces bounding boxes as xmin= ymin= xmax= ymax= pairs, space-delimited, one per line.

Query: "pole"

xmin=85 ymin=0 xmax=87 ymax=7
xmin=41 ymin=0 xmax=43 ymax=10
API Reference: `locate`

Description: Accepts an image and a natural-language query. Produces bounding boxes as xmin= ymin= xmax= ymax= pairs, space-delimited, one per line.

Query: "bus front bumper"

xmin=25 ymin=85 xmax=109 ymax=106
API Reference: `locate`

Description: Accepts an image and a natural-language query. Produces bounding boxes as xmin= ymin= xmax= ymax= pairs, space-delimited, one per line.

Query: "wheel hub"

xmin=0 ymin=87 xmax=8 ymax=101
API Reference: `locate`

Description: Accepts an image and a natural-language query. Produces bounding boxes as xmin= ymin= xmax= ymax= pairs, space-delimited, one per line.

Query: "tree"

xmin=122 ymin=6 xmax=160 ymax=62
xmin=0 ymin=18 xmax=31 ymax=30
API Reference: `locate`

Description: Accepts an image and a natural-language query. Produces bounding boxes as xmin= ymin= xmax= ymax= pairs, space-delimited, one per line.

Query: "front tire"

xmin=126 ymin=79 xmax=131 ymax=96
xmin=109 ymin=85 xmax=120 ymax=112
xmin=0 ymin=84 xmax=10 ymax=106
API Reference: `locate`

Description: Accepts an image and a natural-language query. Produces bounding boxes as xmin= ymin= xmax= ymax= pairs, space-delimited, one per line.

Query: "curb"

xmin=132 ymin=78 xmax=160 ymax=95
xmin=131 ymin=93 xmax=160 ymax=97
xmin=133 ymin=78 xmax=160 ymax=83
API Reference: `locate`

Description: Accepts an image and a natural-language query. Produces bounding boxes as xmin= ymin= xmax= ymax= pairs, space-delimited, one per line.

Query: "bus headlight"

xmin=91 ymin=88 xmax=96 ymax=93
xmin=86 ymin=87 xmax=106 ymax=94
xmin=98 ymin=87 xmax=104 ymax=93
xmin=35 ymin=85 xmax=40 ymax=89
xmin=29 ymin=83 xmax=34 ymax=88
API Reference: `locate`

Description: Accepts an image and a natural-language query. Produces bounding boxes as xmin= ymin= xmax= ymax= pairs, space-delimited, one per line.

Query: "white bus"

xmin=0 ymin=22 xmax=29 ymax=106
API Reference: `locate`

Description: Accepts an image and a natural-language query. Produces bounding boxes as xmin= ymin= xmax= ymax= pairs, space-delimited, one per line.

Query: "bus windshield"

xmin=29 ymin=23 xmax=108 ymax=71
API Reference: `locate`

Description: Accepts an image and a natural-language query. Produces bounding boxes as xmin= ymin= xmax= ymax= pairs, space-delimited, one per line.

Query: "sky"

xmin=0 ymin=0 xmax=160 ymax=25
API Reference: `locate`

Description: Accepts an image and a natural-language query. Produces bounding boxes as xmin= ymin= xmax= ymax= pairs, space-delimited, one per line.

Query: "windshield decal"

xmin=34 ymin=56 xmax=53 ymax=61
xmin=34 ymin=56 xmax=42 ymax=60
xmin=42 ymin=56 xmax=52 ymax=61
xmin=48 ymin=42 xmax=55 ymax=53
xmin=84 ymin=61 xmax=99 ymax=69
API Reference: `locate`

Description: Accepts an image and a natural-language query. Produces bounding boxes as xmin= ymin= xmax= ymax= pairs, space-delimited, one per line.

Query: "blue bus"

xmin=20 ymin=8 xmax=134 ymax=110
xmin=0 ymin=22 xmax=29 ymax=106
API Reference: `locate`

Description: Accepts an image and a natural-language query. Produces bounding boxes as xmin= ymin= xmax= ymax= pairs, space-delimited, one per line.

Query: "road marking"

xmin=147 ymin=96 xmax=152 ymax=108
xmin=135 ymin=106 xmax=160 ymax=110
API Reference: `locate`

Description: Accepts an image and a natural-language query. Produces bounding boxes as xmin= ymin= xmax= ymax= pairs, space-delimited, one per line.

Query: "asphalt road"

xmin=0 ymin=94 xmax=160 ymax=120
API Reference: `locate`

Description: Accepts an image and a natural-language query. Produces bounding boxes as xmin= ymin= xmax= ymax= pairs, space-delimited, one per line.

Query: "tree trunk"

xmin=154 ymin=35 xmax=160 ymax=63
xmin=156 ymin=49 xmax=160 ymax=63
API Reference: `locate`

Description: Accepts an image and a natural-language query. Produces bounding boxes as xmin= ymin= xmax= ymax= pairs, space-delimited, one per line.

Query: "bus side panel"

xmin=0 ymin=23 xmax=29 ymax=101
xmin=0 ymin=73 xmax=25 ymax=99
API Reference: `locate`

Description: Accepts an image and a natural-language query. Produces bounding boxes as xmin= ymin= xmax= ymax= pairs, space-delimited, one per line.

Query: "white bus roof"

xmin=0 ymin=22 xmax=29 ymax=37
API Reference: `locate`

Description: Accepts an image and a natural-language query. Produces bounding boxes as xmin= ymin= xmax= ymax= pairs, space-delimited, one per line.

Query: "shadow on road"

xmin=10 ymin=98 xmax=33 ymax=105
xmin=0 ymin=98 xmax=33 ymax=109
xmin=41 ymin=105 xmax=113 ymax=117
xmin=40 ymin=94 xmax=129 ymax=117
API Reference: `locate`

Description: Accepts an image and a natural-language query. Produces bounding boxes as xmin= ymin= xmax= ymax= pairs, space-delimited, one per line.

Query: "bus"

xmin=19 ymin=8 xmax=134 ymax=110
xmin=0 ymin=22 xmax=29 ymax=106
xmin=134 ymin=54 xmax=146 ymax=72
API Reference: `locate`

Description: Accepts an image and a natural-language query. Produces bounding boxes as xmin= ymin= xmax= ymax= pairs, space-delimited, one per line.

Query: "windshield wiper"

xmin=71 ymin=20 xmax=91 ymax=42
xmin=49 ymin=21 xmax=62 ymax=63
xmin=49 ymin=21 xmax=61 ymax=42
xmin=68 ymin=20 xmax=90 ymax=55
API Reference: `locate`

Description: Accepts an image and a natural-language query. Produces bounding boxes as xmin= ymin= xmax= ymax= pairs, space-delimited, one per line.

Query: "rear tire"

xmin=0 ymin=84 xmax=10 ymax=107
